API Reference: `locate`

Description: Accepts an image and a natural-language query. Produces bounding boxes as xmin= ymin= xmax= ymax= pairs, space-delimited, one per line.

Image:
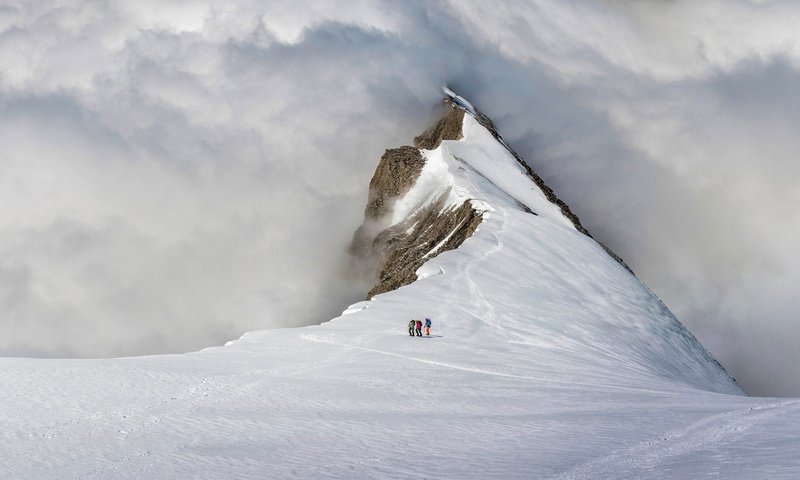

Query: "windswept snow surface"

xmin=3 ymin=114 xmax=800 ymax=479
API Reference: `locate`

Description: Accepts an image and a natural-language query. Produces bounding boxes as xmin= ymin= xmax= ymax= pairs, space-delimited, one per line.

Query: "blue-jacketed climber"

xmin=424 ymin=318 xmax=432 ymax=336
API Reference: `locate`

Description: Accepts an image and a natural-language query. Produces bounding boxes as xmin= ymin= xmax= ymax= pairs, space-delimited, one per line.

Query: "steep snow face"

xmin=448 ymin=114 xmax=577 ymax=225
xmin=391 ymin=108 xmax=739 ymax=394
xmin=5 ymin=98 xmax=800 ymax=479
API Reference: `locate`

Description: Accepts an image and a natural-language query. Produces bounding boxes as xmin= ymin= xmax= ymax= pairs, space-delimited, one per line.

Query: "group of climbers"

xmin=407 ymin=318 xmax=432 ymax=337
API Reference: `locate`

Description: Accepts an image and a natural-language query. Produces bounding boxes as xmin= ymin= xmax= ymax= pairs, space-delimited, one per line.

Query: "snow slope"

xmin=2 ymin=107 xmax=800 ymax=479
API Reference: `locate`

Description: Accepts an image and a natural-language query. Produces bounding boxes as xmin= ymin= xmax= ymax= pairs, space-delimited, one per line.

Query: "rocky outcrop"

xmin=351 ymin=104 xmax=484 ymax=299
xmin=363 ymin=146 xmax=426 ymax=219
xmin=413 ymin=104 xmax=464 ymax=150
xmin=366 ymin=197 xmax=482 ymax=298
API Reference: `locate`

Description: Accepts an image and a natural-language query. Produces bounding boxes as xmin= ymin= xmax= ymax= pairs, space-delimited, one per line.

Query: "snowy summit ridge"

xmin=352 ymin=88 xmax=634 ymax=302
xmin=351 ymin=87 xmax=736 ymax=394
xmin=6 ymin=90 xmax=800 ymax=479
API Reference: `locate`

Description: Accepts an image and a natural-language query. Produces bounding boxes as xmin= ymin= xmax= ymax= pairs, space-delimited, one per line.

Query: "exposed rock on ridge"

xmin=363 ymin=146 xmax=426 ymax=219
xmin=367 ymin=197 xmax=482 ymax=298
xmin=413 ymin=105 xmax=464 ymax=150
xmin=351 ymin=103 xmax=483 ymax=299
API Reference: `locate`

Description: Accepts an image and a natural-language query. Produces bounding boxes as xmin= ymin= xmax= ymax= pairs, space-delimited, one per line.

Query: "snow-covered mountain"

xmin=2 ymin=92 xmax=800 ymax=479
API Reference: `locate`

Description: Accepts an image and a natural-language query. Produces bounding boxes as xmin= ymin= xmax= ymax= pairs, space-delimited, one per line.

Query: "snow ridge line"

xmin=443 ymin=87 xmax=633 ymax=274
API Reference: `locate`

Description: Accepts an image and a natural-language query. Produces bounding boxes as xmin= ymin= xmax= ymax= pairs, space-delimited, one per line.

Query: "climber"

xmin=415 ymin=319 xmax=423 ymax=337
xmin=424 ymin=318 xmax=432 ymax=336
xmin=408 ymin=319 xmax=416 ymax=337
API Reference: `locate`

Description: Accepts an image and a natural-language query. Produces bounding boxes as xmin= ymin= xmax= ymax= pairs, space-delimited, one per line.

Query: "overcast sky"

xmin=1 ymin=0 xmax=799 ymax=396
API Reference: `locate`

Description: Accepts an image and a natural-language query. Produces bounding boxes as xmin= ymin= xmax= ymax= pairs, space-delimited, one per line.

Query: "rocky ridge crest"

xmin=351 ymin=101 xmax=480 ymax=299
xmin=351 ymin=92 xmax=631 ymax=299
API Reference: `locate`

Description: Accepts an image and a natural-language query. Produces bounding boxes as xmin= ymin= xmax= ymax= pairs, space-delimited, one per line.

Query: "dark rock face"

xmin=366 ymin=197 xmax=483 ymax=298
xmin=363 ymin=146 xmax=427 ymax=220
xmin=351 ymin=106 xmax=483 ymax=299
xmin=413 ymin=104 xmax=464 ymax=150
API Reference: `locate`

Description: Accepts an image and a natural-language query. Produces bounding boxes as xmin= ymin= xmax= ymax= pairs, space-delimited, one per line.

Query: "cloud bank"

xmin=1 ymin=0 xmax=799 ymax=395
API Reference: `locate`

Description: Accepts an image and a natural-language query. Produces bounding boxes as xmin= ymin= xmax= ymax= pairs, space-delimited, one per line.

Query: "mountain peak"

xmin=351 ymin=90 xmax=633 ymax=300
